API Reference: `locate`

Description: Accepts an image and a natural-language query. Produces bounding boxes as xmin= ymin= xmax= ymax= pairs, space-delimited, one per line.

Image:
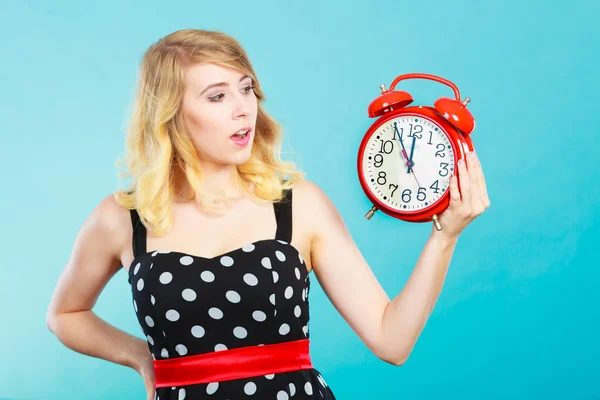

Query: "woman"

xmin=46 ymin=29 xmax=490 ymax=399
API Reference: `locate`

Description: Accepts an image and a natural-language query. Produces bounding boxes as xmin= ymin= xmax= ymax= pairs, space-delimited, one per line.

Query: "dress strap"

xmin=274 ymin=188 xmax=293 ymax=243
xmin=130 ymin=209 xmax=147 ymax=258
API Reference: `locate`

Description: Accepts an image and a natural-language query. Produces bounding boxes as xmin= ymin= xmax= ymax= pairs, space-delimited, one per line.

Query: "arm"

xmin=302 ymin=152 xmax=489 ymax=366
xmin=46 ymin=195 xmax=150 ymax=373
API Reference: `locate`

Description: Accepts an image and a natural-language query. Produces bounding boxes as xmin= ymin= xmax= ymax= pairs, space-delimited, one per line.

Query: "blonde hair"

xmin=113 ymin=29 xmax=305 ymax=236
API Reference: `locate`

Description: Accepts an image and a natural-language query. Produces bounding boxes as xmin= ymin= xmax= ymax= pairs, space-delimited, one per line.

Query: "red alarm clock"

xmin=357 ymin=73 xmax=476 ymax=231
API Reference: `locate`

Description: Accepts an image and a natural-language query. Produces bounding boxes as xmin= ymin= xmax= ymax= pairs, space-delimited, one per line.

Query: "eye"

xmin=242 ymin=85 xmax=255 ymax=94
xmin=208 ymin=93 xmax=224 ymax=102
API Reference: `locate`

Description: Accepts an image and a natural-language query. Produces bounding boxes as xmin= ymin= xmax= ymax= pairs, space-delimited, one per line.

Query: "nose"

xmin=232 ymin=91 xmax=250 ymax=120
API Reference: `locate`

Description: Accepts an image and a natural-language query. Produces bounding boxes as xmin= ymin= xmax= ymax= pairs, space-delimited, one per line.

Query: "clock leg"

xmin=365 ymin=205 xmax=378 ymax=220
xmin=432 ymin=214 xmax=442 ymax=231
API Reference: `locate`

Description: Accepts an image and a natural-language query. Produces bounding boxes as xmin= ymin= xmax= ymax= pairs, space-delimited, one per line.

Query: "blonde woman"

xmin=46 ymin=29 xmax=490 ymax=399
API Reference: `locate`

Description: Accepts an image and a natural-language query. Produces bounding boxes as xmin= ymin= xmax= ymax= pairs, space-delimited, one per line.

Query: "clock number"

xmin=379 ymin=140 xmax=394 ymax=154
xmin=374 ymin=153 xmax=384 ymax=168
xmin=377 ymin=171 xmax=387 ymax=185
xmin=402 ymin=189 xmax=411 ymax=203
xmin=439 ymin=162 xmax=449 ymax=177
xmin=435 ymin=143 xmax=446 ymax=158
xmin=428 ymin=131 xmax=433 ymax=145
xmin=392 ymin=122 xmax=403 ymax=141
xmin=389 ymin=184 xmax=398 ymax=197
xmin=408 ymin=124 xmax=423 ymax=139
xmin=417 ymin=187 xmax=427 ymax=201
xmin=430 ymin=180 xmax=440 ymax=194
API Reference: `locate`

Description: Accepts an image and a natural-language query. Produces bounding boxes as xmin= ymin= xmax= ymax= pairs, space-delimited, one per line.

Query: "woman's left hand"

xmin=433 ymin=151 xmax=490 ymax=241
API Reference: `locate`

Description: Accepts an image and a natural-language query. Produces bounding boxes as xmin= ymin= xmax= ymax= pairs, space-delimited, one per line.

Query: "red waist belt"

xmin=153 ymin=338 xmax=313 ymax=388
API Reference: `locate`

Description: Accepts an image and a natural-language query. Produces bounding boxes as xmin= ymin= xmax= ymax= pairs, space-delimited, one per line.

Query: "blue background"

xmin=1 ymin=0 xmax=598 ymax=399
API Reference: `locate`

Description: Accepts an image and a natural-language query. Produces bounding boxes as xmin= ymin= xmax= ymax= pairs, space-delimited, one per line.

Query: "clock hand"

xmin=394 ymin=123 xmax=413 ymax=171
xmin=407 ymin=136 xmax=416 ymax=173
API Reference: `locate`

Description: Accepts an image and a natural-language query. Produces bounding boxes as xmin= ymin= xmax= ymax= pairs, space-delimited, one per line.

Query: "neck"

xmin=173 ymin=163 xmax=248 ymax=202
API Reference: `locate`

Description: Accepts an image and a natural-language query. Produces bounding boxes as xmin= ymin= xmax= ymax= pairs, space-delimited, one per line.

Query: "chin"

xmin=229 ymin=151 xmax=253 ymax=166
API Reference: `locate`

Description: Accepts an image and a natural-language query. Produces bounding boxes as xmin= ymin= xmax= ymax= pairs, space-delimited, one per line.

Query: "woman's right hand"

xmin=134 ymin=349 xmax=156 ymax=400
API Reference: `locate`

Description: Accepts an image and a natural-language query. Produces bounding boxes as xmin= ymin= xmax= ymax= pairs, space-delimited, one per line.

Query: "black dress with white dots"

xmin=127 ymin=189 xmax=337 ymax=399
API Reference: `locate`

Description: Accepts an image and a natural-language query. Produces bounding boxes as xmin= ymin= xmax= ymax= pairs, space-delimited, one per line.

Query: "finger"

xmin=449 ymin=173 xmax=460 ymax=206
xmin=457 ymin=158 xmax=472 ymax=210
xmin=473 ymin=152 xmax=490 ymax=206
xmin=467 ymin=151 xmax=484 ymax=208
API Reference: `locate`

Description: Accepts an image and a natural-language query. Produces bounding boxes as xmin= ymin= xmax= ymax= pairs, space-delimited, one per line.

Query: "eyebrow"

xmin=199 ymin=74 xmax=252 ymax=96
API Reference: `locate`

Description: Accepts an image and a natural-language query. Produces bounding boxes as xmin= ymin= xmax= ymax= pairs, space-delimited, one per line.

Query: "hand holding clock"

xmin=434 ymin=151 xmax=490 ymax=241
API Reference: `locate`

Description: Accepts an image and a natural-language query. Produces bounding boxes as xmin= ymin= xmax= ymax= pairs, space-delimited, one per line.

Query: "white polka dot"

xmin=277 ymin=390 xmax=289 ymax=400
xmin=150 ymin=295 xmax=155 ymax=305
xmin=275 ymin=251 xmax=286 ymax=262
xmin=295 ymin=267 xmax=301 ymax=280
xmin=150 ymin=262 xmax=153 ymax=269
xmin=252 ymin=310 xmax=267 ymax=322
xmin=299 ymin=253 xmax=304 ymax=264
xmin=133 ymin=263 xmax=141 ymax=275
xmin=175 ymin=344 xmax=187 ymax=355
xmin=302 ymin=288 xmax=306 ymax=301
xmin=152 ymin=250 xmax=159 ymax=257
xmin=208 ymin=307 xmax=223 ymax=319
xmin=182 ymin=289 xmax=197 ymax=301
xmin=284 ymin=286 xmax=294 ymax=299
xmin=277 ymin=240 xmax=288 ymax=244
xmin=302 ymin=326 xmax=308 ymax=336
xmin=294 ymin=305 xmax=301 ymax=317
xmin=206 ymin=382 xmax=218 ymax=395
xmin=279 ymin=323 xmax=290 ymax=335
xmin=244 ymin=382 xmax=257 ymax=395
xmin=242 ymin=243 xmax=255 ymax=252
xmin=225 ymin=290 xmax=241 ymax=303
xmin=304 ymin=382 xmax=313 ymax=395
xmin=133 ymin=300 xmax=138 ymax=312
xmin=166 ymin=309 xmax=180 ymax=321
xmin=145 ymin=316 xmax=154 ymax=327
xmin=137 ymin=279 xmax=144 ymax=291
xmin=147 ymin=335 xmax=154 ymax=345
xmin=201 ymin=271 xmax=215 ymax=282
xmin=272 ymin=271 xmax=279 ymax=283
xmin=220 ymin=256 xmax=234 ymax=267
xmin=261 ymin=257 xmax=272 ymax=269
xmin=161 ymin=348 xmax=169 ymax=358
xmin=162 ymin=331 xmax=166 ymax=337
xmin=215 ymin=343 xmax=228 ymax=351
xmin=159 ymin=272 xmax=173 ymax=284
xmin=179 ymin=256 xmax=194 ymax=266
xmin=289 ymin=383 xmax=296 ymax=396
xmin=265 ymin=374 xmax=275 ymax=380
xmin=233 ymin=326 xmax=248 ymax=339
xmin=269 ymin=294 xmax=276 ymax=305
xmin=191 ymin=325 xmax=205 ymax=338
xmin=243 ymin=273 xmax=258 ymax=286
xmin=178 ymin=388 xmax=186 ymax=400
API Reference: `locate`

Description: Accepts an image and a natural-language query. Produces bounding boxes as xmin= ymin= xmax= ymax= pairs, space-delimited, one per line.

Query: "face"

xmin=181 ymin=63 xmax=258 ymax=167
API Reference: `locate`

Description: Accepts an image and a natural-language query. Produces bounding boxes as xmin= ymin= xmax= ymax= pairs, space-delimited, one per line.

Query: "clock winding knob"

xmin=432 ymin=214 xmax=442 ymax=231
xmin=365 ymin=205 xmax=378 ymax=220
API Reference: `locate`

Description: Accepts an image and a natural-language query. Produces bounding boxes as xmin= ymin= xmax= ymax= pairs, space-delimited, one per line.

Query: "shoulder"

xmin=291 ymin=178 xmax=340 ymax=238
xmin=291 ymin=178 xmax=329 ymax=207
xmin=86 ymin=193 xmax=133 ymax=259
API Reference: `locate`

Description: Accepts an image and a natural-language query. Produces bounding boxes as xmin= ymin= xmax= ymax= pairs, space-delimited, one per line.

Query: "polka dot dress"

xmin=128 ymin=189 xmax=336 ymax=399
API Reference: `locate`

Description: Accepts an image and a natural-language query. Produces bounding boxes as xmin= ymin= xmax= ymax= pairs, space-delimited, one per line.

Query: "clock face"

xmin=360 ymin=114 xmax=456 ymax=213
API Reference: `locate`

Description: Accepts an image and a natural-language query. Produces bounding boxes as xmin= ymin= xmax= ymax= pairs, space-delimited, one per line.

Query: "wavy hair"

xmin=113 ymin=29 xmax=305 ymax=236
